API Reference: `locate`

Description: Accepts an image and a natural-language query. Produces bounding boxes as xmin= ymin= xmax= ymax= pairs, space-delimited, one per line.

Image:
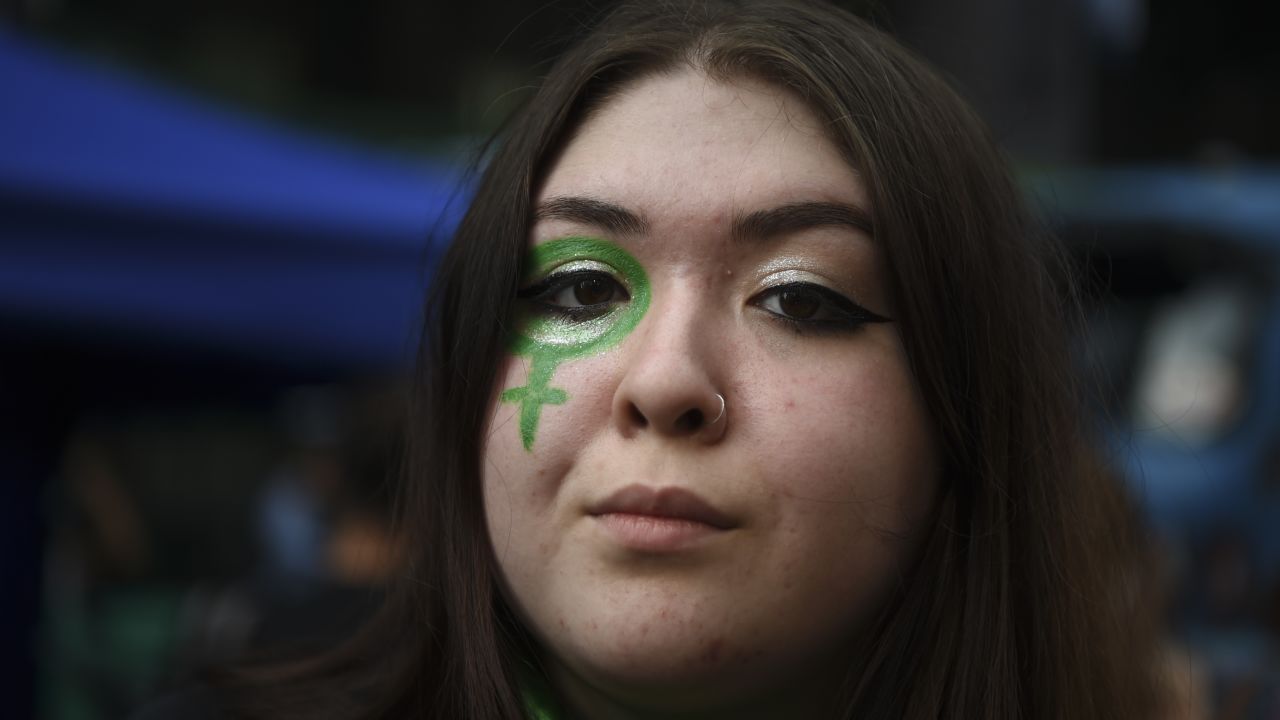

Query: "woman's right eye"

xmin=518 ymin=270 xmax=630 ymax=321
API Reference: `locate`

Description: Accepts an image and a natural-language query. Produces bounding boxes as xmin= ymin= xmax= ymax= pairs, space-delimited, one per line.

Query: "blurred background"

xmin=1 ymin=0 xmax=1277 ymax=717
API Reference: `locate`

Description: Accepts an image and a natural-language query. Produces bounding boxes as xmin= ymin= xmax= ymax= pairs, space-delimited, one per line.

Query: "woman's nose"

xmin=611 ymin=293 xmax=729 ymax=444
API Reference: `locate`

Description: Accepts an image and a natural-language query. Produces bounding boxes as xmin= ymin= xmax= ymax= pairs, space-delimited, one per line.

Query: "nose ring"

xmin=710 ymin=393 xmax=726 ymax=425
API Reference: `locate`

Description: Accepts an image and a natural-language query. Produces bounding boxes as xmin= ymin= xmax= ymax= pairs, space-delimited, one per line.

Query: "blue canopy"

xmin=0 ymin=35 xmax=471 ymax=712
xmin=0 ymin=27 xmax=468 ymax=371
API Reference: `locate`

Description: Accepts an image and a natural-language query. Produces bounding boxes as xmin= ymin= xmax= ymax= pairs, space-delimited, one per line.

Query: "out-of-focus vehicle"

xmin=1032 ymin=167 xmax=1280 ymax=715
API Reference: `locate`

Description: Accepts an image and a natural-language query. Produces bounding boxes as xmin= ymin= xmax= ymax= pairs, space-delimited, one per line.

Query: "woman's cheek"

xmin=523 ymin=353 xmax=622 ymax=454
xmin=483 ymin=353 xmax=620 ymax=521
xmin=745 ymin=343 xmax=937 ymax=521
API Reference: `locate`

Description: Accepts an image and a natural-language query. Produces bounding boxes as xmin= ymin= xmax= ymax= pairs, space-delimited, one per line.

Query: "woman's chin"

xmin=569 ymin=629 xmax=750 ymax=686
xmin=543 ymin=612 xmax=807 ymax=713
xmin=545 ymin=621 xmax=844 ymax=719
xmin=527 ymin=580 xmax=856 ymax=701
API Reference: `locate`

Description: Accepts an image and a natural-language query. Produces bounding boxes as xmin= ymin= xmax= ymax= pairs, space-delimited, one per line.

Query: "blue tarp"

xmin=0 ymin=27 xmax=467 ymax=371
xmin=0 ymin=34 xmax=470 ymax=712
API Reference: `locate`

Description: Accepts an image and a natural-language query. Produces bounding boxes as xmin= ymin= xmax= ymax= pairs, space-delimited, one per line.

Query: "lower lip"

xmin=593 ymin=513 xmax=726 ymax=552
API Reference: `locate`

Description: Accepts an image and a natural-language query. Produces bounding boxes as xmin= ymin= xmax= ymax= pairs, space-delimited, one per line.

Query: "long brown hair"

xmin=227 ymin=1 xmax=1163 ymax=717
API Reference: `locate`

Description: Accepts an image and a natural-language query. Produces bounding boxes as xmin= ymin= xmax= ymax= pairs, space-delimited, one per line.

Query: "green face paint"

xmin=501 ymin=237 xmax=650 ymax=450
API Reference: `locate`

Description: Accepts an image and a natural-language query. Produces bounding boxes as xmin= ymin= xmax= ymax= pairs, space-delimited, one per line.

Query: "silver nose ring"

xmin=709 ymin=393 xmax=726 ymax=425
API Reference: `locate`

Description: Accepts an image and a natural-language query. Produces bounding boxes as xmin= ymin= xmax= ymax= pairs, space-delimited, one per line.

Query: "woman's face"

xmin=483 ymin=69 xmax=940 ymax=716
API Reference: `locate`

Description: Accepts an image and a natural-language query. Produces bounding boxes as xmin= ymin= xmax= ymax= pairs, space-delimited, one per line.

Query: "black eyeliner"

xmin=517 ymin=269 xmax=611 ymax=300
xmin=808 ymin=284 xmax=892 ymax=325
xmin=517 ymin=268 xmax=630 ymax=322
xmin=756 ymin=282 xmax=892 ymax=334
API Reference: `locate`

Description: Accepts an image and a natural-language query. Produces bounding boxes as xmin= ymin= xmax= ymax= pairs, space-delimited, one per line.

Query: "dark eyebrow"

xmin=533 ymin=196 xmax=650 ymax=236
xmin=732 ymin=201 xmax=875 ymax=244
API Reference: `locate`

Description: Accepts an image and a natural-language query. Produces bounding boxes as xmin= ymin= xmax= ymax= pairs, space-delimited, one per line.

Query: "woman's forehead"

xmin=536 ymin=69 xmax=871 ymax=235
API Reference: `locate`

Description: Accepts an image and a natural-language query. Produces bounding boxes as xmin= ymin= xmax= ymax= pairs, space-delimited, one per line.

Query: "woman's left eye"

xmin=518 ymin=270 xmax=630 ymax=321
xmin=750 ymin=282 xmax=890 ymax=332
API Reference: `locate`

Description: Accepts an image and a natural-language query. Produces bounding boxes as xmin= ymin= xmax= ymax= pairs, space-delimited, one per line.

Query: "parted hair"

xmin=224 ymin=1 xmax=1163 ymax=717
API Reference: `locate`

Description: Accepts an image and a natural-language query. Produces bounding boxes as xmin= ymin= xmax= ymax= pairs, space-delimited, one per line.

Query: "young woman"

xmin=188 ymin=1 xmax=1166 ymax=717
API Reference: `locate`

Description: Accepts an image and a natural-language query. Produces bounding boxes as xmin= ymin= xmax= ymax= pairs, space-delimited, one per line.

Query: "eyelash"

xmin=749 ymin=282 xmax=890 ymax=334
xmin=517 ymin=269 xmax=630 ymax=322
xmin=517 ymin=273 xmax=887 ymax=334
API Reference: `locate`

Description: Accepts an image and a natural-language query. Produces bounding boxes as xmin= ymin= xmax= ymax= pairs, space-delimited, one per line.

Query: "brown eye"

xmin=516 ymin=269 xmax=630 ymax=322
xmin=777 ymin=288 xmax=820 ymax=319
xmin=573 ymin=276 xmax=614 ymax=306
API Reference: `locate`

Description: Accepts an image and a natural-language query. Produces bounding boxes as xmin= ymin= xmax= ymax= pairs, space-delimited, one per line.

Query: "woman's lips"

xmin=588 ymin=484 xmax=736 ymax=552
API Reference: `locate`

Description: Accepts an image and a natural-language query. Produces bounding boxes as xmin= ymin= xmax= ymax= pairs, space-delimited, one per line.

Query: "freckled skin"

xmin=482 ymin=70 xmax=940 ymax=719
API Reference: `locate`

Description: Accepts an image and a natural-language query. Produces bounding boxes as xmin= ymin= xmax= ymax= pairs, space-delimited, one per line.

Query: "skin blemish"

xmin=502 ymin=237 xmax=650 ymax=450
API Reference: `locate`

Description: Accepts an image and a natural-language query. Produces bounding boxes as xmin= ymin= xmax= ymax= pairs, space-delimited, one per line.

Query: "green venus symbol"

xmin=501 ymin=237 xmax=650 ymax=450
